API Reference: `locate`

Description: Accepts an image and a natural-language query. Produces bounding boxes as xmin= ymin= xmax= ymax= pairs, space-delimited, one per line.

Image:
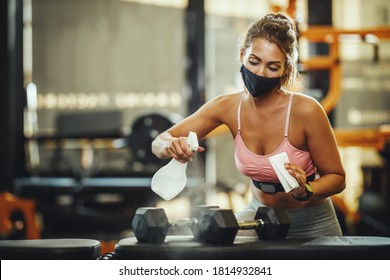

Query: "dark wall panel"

xmin=0 ymin=0 xmax=27 ymax=191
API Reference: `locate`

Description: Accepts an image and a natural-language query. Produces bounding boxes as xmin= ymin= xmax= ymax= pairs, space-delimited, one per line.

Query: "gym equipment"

xmin=114 ymin=235 xmax=390 ymax=260
xmin=56 ymin=110 xmax=122 ymax=139
xmin=0 ymin=192 xmax=40 ymax=239
xmin=151 ymin=131 xmax=199 ymax=200
xmin=51 ymin=110 xmax=123 ymax=177
xmin=131 ymin=205 xmax=218 ymax=244
xmin=0 ymin=239 xmax=101 ymax=260
xmin=199 ymin=207 xmax=290 ymax=245
xmin=127 ymin=112 xmax=180 ymax=168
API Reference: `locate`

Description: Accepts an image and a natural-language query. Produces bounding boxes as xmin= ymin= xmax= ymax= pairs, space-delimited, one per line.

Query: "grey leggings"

xmin=234 ymin=197 xmax=342 ymax=238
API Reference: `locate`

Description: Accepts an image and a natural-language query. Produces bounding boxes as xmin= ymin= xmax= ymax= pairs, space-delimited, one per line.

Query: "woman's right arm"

xmin=151 ymin=94 xmax=235 ymax=163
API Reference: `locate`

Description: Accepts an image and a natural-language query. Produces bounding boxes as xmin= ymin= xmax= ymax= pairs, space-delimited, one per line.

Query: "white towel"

xmin=269 ymin=152 xmax=299 ymax=193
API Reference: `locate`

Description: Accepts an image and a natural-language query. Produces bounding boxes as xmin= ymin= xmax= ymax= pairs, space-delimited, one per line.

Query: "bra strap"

xmin=284 ymin=93 xmax=294 ymax=138
xmin=237 ymin=93 xmax=244 ymax=132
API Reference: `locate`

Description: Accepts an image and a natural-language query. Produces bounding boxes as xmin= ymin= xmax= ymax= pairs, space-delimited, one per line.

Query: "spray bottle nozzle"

xmin=187 ymin=131 xmax=199 ymax=152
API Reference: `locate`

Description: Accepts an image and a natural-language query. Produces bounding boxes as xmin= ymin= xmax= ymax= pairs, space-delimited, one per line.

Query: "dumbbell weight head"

xmin=254 ymin=207 xmax=290 ymax=240
xmin=190 ymin=205 xmax=219 ymax=240
xmin=199 ymin=209 xmax=239 ymax=245
xmin=131 ymin=207 xmax=169 ymax=244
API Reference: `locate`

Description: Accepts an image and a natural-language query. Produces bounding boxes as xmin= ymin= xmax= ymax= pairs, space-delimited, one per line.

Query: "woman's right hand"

xmin=166 ymin=136 xmax=205 ymax=163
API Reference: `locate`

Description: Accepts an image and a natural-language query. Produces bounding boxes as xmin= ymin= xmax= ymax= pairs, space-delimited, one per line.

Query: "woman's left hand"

xmin=285 ymin=162 xmax=308 ymax=200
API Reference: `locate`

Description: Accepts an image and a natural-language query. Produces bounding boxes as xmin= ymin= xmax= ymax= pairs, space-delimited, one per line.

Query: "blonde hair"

xmin=240 ymin=12 xmax=299 ymax=89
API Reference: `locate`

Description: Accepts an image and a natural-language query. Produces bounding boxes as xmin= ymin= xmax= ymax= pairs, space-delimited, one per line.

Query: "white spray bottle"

xmin=151 ymin=131 xmax=199 ymax=200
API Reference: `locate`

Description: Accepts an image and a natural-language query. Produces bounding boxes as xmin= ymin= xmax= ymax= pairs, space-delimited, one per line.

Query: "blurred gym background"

xmin=1 ymin=0 xmax=389 ymax=253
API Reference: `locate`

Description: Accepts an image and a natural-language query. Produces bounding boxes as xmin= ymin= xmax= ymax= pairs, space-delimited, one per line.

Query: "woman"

xmin=152 ymin=12 xmax=345 ymax=238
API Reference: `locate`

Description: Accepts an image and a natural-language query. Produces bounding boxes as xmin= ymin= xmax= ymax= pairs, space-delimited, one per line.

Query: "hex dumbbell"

xmin=131 ymin=205 xmax=219 ymax=243
xmin=199 ymin=207 xmax=291 ymax=245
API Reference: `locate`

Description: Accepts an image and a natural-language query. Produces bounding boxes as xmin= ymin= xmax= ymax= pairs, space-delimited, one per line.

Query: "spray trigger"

xmin=187 ymin=131 xmax=199 ymax=152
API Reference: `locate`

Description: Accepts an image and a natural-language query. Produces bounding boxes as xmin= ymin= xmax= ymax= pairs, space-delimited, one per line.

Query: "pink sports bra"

xmin=234 ymin=93 xmax=316 ymax=183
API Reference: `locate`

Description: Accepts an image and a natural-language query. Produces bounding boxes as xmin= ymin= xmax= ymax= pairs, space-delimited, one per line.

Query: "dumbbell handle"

xmin=169 ymin=217 xmax=197 ymax=229
xmin=238 ymin=219 xmax=264 ymax=230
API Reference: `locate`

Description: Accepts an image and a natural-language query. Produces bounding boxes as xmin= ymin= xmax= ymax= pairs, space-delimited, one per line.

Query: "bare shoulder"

xmin=290 ymin=92 xmax=333 ymax=135
xmin=291 ymin=92 xmax=325 ymax=117
xmin=209 ymin=92 xmax=242 ymax=106
xmin=203 ymin=91 xmax=243 ymax=113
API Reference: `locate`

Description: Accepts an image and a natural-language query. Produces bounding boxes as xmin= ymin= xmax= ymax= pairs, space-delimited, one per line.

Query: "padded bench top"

xmin=114 ymin=235 xmax=390 ymax=260
xmin=0 ymin=238 xmax=101 ymax=260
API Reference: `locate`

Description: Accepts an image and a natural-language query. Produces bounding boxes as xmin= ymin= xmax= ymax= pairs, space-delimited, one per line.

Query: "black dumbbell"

xmin=131 ymin=205 xmax=219 ymax=243
xmin=199 ymin=207 xmax=290 ymax=245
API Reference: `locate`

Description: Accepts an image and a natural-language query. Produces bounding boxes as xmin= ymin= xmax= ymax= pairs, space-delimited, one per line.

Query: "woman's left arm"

xmin=289 ymin=97 xmax=346 ymax=201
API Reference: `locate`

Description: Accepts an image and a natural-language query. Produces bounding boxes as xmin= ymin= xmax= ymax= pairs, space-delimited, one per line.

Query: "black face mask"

xmin=240 ymin=65 xmax=281 ymax=97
